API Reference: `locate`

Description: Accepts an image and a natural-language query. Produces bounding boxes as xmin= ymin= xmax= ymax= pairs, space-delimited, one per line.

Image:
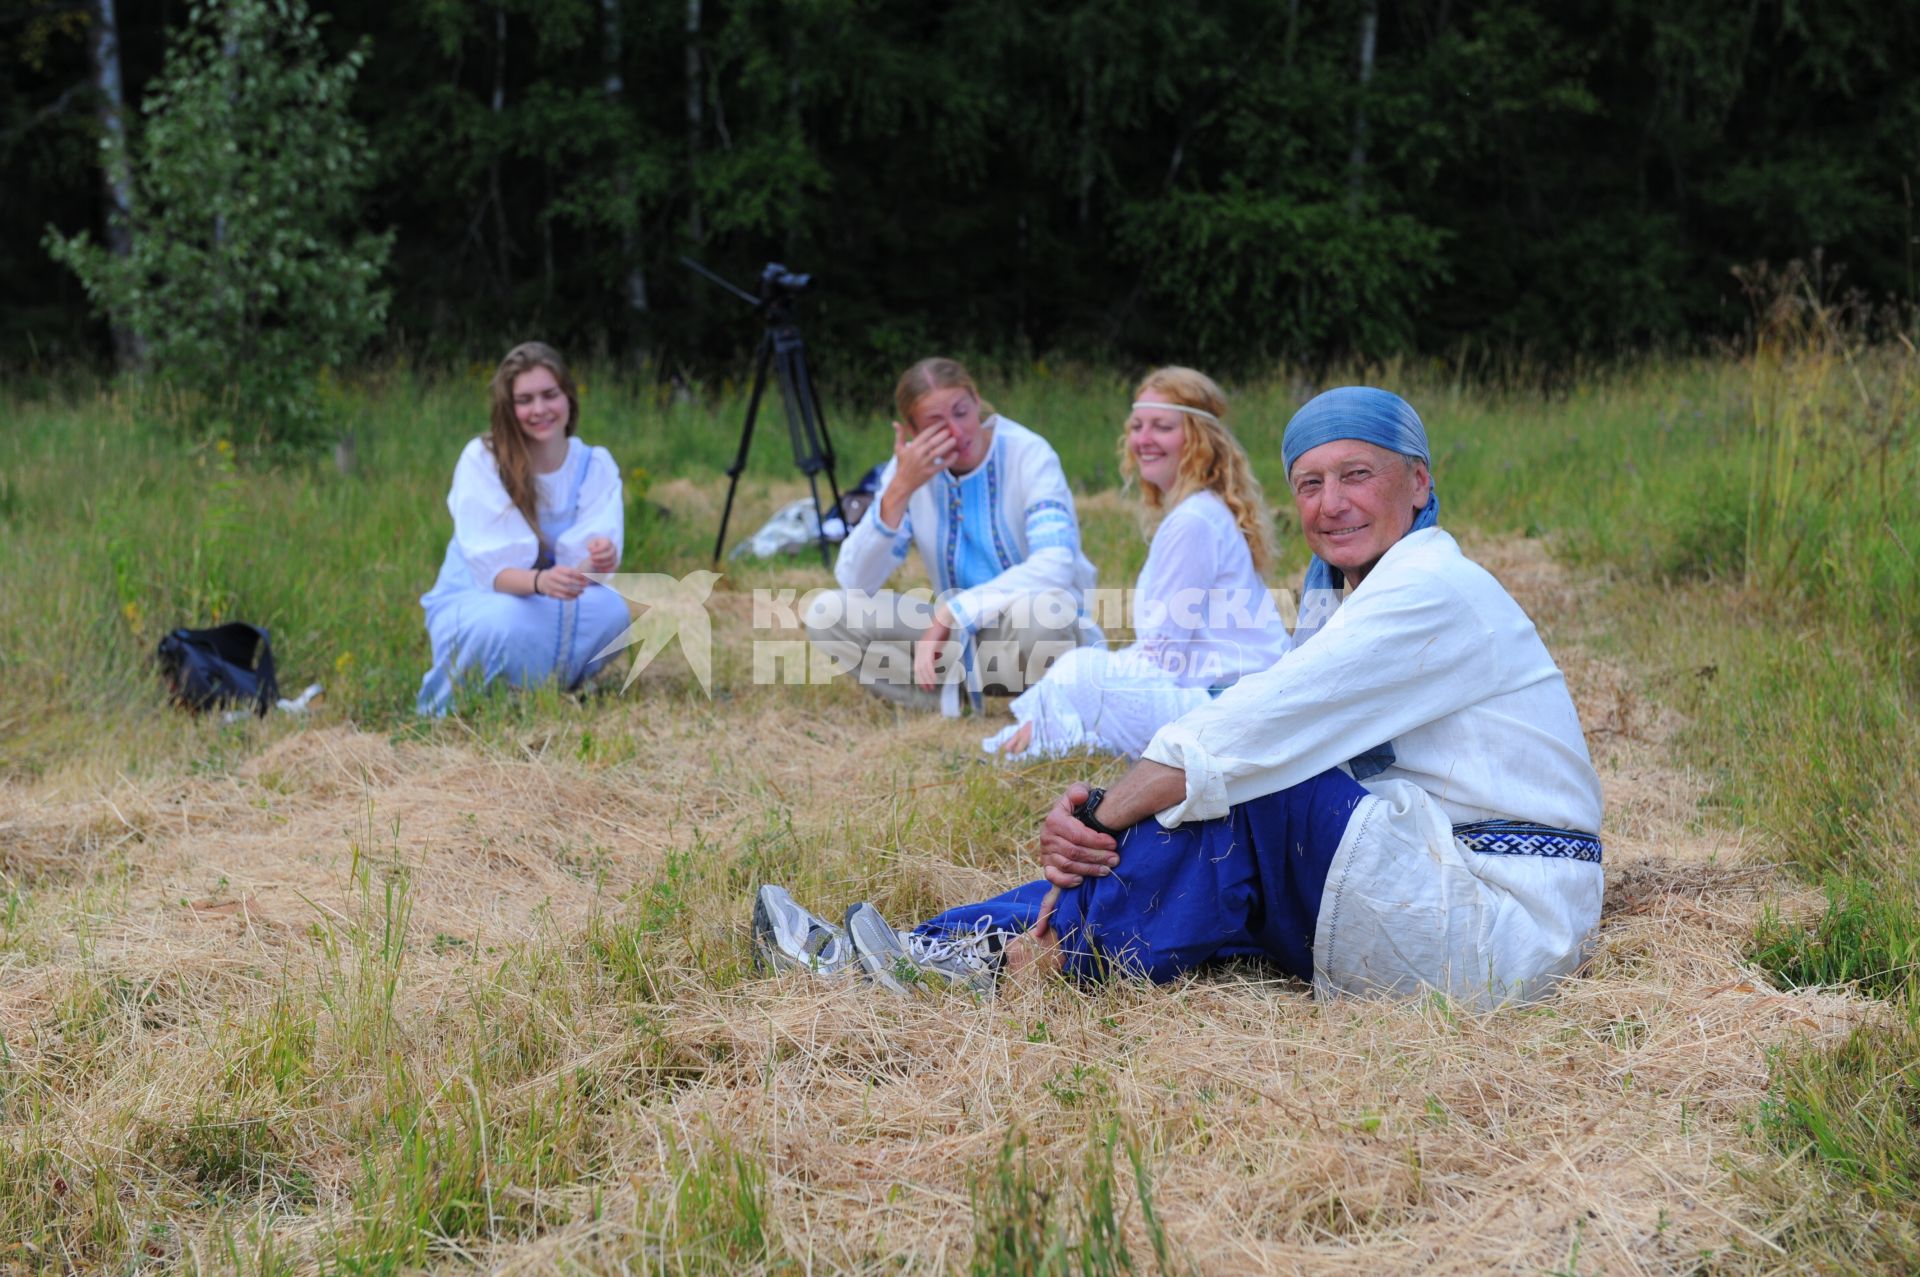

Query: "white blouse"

xmin=1127 ymin=490 xmax=1291 ymax=688
xmin=447 ymin=436 xmax=624 ymax=590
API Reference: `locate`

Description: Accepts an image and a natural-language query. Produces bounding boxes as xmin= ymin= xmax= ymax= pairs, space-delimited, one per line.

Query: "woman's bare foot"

xmin=999 ymin=721 xmax=1035 ymax=755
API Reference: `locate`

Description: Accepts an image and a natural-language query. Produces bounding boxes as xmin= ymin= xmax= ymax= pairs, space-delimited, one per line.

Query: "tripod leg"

xmin=713 ymin=333 xmax=775 ymax=564
xmin=795 ymin=341 xmax=845 ymax=517
xmin=771 ymin=326 xmax=843 ymax=567
xmin=803 ymin=472 xmax=830 ymax=567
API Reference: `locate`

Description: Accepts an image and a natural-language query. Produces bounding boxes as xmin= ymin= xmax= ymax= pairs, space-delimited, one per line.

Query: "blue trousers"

xmin=915 ymin=768 xmax=1369 ymax=983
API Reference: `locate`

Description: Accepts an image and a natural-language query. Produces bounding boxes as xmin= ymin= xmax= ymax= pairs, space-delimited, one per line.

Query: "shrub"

xmin=45 ymin=0 xmax=391 ymax=448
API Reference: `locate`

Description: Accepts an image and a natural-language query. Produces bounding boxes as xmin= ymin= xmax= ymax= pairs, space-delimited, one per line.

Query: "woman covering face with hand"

xmin=416 ymin=341 xmax=631 ymax=715
xmin=982 ymin=367 xmax=1291 ymax=760
xmin=803 ymin=357 xmax=1101 ymax=714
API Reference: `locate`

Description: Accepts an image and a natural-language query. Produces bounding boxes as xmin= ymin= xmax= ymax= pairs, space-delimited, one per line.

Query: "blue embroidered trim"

xmin=942 ymin=479 xmax=962 ymax=594
xmin=1453 ymin=820 xmax=1603 ymax=864
xmin=1025 ymin=497 xmax=1079 ymax=552
xmin=985 ymin=456 xmax=1014 ymax=570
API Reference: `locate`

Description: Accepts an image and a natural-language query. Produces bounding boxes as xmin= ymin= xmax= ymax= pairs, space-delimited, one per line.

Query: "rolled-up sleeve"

xmin=1140 ymin=720 xmax=1234 ymax=824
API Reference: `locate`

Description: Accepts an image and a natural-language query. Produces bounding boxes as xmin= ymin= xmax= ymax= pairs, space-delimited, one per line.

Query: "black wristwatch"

xmin=1072 ymin=787 xmax=1121 ymax=838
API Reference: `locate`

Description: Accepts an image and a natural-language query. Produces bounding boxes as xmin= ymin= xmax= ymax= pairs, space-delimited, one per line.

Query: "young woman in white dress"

xmin=416 ymin=342 xmax=630 ymax=715
xmin=983 ymin=367 xmax=1291 ymax=758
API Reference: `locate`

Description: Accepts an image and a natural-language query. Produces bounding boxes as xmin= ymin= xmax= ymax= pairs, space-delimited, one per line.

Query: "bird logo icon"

xmin=587 ymin=570 xmax=723 ymax=694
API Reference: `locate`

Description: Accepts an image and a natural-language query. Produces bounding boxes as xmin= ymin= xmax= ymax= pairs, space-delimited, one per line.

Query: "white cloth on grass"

xmin=982 ymin=490 xmax=1291 ymax=759
xmin=1142 ymin=526 xmax=1605 ymax=1006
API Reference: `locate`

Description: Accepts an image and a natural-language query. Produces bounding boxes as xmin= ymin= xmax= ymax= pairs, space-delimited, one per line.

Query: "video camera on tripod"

xmin=681 ymin=256 xmax=844 ymax=566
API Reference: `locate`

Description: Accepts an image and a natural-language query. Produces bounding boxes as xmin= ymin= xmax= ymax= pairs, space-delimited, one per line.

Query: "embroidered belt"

xmin=1453 ymin=819 xmax=1603 ymax=864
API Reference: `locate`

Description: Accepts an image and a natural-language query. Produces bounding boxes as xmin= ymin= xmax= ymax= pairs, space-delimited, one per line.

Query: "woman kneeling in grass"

xmin=416 ymin=341 xmax=630 ymax=715
xmin=982 ymin=366 xmax=1291 ymax=759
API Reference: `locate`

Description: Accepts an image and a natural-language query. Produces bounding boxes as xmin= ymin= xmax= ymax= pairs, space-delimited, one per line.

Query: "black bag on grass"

xmin=157 ymin=623 xmax=279 ymax=717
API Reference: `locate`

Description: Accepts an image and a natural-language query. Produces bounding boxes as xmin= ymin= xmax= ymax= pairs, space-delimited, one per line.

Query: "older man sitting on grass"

xmin=755 ymin=387 xmax=1604 ymax=1009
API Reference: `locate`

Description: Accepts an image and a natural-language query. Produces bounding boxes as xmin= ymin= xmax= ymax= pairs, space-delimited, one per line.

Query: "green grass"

xmin=1 ymin=333 xmax=1918 ymax=1270
xmin=968 ymin=1122 xmax=1188 ymax=1277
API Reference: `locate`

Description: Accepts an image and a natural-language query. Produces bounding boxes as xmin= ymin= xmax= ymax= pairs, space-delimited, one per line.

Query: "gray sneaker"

xmin=842 ymin=902 xmax=926 ymax=994
xmin=901 ymin=925 xmax=1010 ymax=997
xmin=752 ymin=885 xmax=853 ymax=977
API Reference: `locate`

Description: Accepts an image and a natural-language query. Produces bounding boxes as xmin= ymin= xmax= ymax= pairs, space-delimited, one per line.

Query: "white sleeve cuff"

xmin=1140 ymin=722 xmax=1231 ymax=826
xmin=944 ymin=592 xmax=979 ymax=636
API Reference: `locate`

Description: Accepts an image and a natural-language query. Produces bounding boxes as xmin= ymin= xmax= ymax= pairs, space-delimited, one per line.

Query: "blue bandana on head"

xmin=1282 ymin=386 xmax=1441 ymax=779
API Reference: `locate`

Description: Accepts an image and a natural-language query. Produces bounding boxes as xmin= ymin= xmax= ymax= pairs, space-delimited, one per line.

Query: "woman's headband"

xmin=1131 ymin=401 xmax=1221 ymax=426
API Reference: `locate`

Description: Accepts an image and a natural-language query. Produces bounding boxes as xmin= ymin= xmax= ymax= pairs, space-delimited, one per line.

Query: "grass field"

xmin=1 ymin=321 xmax=1917 ymax=1272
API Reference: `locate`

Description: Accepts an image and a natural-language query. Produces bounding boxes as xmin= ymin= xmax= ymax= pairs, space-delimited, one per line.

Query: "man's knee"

xmin=802 ymin=591 xmax=867 ymax=677
xmin=975 ymin=637 xmax=1027 ymax=692
xmin=800 ymin=589 xmax=847 ymax=641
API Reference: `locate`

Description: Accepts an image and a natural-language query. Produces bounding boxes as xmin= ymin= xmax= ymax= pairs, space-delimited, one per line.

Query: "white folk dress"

xmin=982 ymin=490 xmax=1291 ymax=759
xmin=416 ymin=436 xmax=630 ymax=715
xmin=1142 ymin=527 xmax=1605 ymax=1006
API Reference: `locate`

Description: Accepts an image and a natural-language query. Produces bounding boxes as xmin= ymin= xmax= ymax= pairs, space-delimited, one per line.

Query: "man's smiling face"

xmin=1287 ymin=439 xmax=1431 ymax=584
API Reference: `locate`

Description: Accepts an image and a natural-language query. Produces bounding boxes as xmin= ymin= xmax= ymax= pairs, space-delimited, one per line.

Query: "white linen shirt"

xmin=833 ymin=417 xmax=1098 ymax=637
xmin=1144 ymin=527 xmax=1600 ymax=831
xmin=448 ymin=436 xmax=624 ymax=588
xmin=1128 ymin=490 xmax=1291 ymax=689
xmin=1142 ymin=526 xmax=1605 ymax=1006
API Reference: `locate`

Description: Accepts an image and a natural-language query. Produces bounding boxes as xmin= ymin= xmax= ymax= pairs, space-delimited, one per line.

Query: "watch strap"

xmin=1073 ymin=786 xmax=1120 ymax=838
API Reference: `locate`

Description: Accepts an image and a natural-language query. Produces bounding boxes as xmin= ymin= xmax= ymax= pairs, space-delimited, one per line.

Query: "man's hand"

xmin=914 ymin=603 xmax=955 ymax=692
xmin=1038 ymin=782 xmax=1120 ymax=888
xmin=876 ymin=421 xmax=954 ymax=528
xmin=1034 ymin=762 xmax=1188 ymax=888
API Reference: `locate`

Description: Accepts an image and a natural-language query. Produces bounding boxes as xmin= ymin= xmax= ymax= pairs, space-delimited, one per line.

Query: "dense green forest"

xmin=8 ymin=0 xmax=1918 ymax=381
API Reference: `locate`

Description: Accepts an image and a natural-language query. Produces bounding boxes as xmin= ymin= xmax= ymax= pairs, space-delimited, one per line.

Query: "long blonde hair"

xmin=486 ymin=341 xmax=580 ymax=546
xmin=1118 ymin=366 xmax=1276 ymax=576
xmin=893 ymin=356 xmax=997 ymax=427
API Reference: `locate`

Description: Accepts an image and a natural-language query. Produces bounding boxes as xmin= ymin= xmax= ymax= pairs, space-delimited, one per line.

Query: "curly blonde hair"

xmin=486 ymin=341 xmax=580 ymax=548
xmin=1118 ymin=366 xmax=1276 ymax=577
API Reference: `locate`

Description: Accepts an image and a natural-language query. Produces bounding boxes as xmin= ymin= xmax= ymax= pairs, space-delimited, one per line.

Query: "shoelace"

xmin=905 ymin=930 xmax=1005 ymax=972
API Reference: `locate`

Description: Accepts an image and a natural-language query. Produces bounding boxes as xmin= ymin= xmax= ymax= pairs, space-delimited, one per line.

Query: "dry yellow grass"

xmin=0 ymin=532 xmax=1876 ymax=1275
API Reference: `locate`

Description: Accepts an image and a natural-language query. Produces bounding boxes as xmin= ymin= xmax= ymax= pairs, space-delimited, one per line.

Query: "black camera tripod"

xmin=683 ymin=258 xmax=844 ymax=567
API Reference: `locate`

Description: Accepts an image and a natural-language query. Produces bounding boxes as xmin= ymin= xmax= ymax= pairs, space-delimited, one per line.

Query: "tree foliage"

xmin=12 ymin=0 xmax=1920 ymax=380
xmin=43 ymin=0 xmax=391 ymax=442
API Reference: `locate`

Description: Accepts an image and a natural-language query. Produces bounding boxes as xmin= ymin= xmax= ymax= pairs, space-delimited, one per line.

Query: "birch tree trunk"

xmin=602 ymin=0 xmax=649 ymax=326
xmin=685 ymin=0 xmax=703 ymax=245
xmin=87 ymin=0 xmax=139 ymax=365
xmin=1347 ymin=0 xmax=1378 ymax=214
xmin=490 ymin=5 xmax=512 ymax=293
